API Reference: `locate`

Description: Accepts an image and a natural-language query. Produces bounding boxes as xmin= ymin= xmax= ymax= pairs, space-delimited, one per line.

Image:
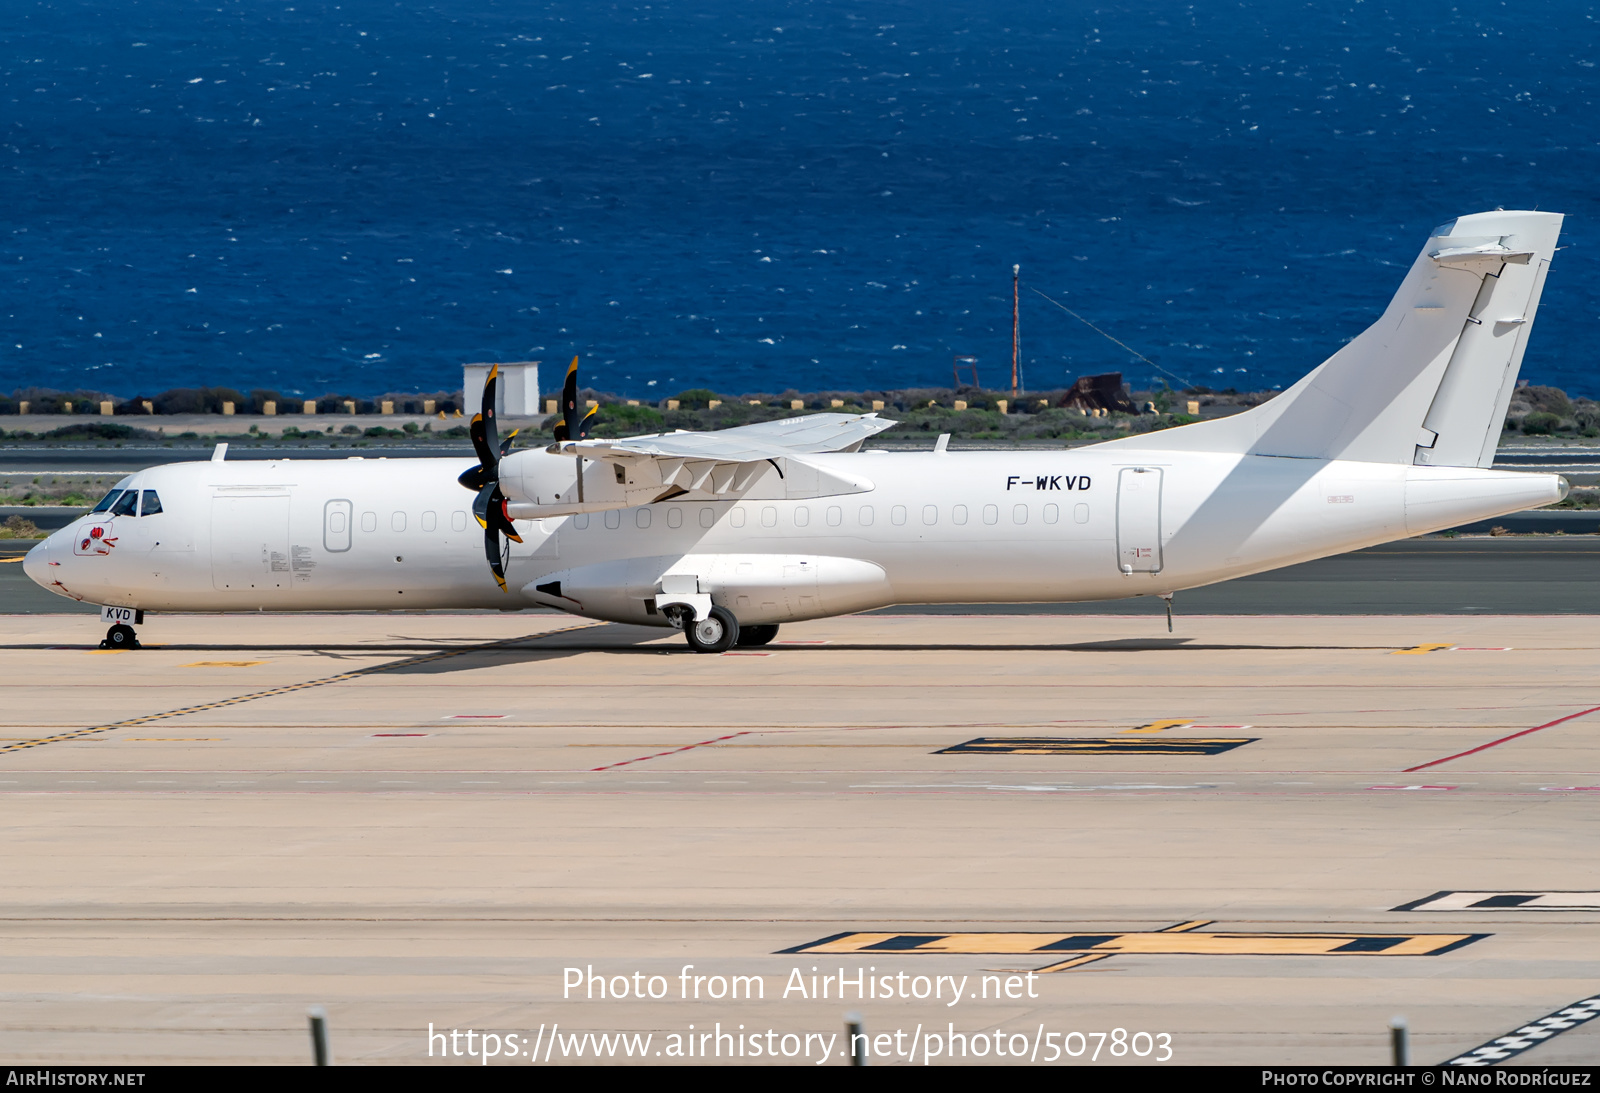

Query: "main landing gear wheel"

xmin=685 ymin=605 xmax=740 ymax=654
xmin=101 ymin=624 xmax=139 ymax=650
xmin=736 ymin=624 xmax=779 ymax=647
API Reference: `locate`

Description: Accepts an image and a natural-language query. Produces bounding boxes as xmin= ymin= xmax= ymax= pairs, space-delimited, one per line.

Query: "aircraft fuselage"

xmin=23 ymin=447 xmax=1563 ymax=625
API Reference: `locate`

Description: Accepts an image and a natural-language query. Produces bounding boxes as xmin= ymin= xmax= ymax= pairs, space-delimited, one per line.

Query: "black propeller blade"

xmin=457 ymin=364 xmax=522 ymax=592
xmin=551 ymin=355 xmax=598 ymax=443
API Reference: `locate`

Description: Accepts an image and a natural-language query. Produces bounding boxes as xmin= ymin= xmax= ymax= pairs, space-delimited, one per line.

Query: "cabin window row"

xmin=333 ymin=510 xmax=472 ymax=535
xmin=568 ymin=502 xmax=1091 ymax=531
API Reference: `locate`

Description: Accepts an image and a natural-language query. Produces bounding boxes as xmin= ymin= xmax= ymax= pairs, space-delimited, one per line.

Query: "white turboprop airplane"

xmin=24 ymin=210 xmax=1569 ymax=652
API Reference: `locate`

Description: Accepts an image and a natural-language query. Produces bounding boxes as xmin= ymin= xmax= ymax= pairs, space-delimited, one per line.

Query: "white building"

xmin=462 ymin=361 xmax=540 ymax=417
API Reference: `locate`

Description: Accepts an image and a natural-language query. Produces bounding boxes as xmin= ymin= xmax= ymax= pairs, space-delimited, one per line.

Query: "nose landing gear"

xmin=101 ymin=624 xmax=140 ymax=650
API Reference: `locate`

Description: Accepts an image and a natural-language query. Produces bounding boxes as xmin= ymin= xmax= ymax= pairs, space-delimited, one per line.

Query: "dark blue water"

xmin=4 ymin=0 xmax=1598 ymax=401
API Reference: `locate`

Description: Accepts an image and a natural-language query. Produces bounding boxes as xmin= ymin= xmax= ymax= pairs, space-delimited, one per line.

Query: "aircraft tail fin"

xmin=1103 ymin=210 xmax=1563 ymax=467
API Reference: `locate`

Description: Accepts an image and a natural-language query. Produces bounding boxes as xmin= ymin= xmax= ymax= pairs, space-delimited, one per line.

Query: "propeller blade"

xmin=456 ymin=462 xmax=492 ymax=491
xmin=467 ymin=413 xmax=494 ymax=474
xmin=473 ymin=483 xmax=523 ymax=543
xmin=471 ymin=482 xmax=497 ymax=529
xmin=560 ymin=355 xmax=581 ymax=440
xmin=487 ymin=497 xmax=524 ymax=544
xmin=499 ymin=428 xmax=519 ymax=459
xmin=577 ymin=404 xmax=598 ymax=440
xmin=483 ymin=527 xmax=508 ymax=592
xmin=476 ymin=361 xmax=496 ymax=460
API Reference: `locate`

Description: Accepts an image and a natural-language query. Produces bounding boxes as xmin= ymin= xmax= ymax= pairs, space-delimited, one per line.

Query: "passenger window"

xmin=1074 ymin=503 xmax=1090 ymax=524
xmin=666 ymin=507 xmax=683 ymax=529
xmin=451 ymin=510 xmax=468 ymax=532
xmin=826 ymin=506 xmax=842 ymax=527
xmin=92 ymin=489 xmax=124 ymax=514
xmin=605 ymin=510 xmax=621 ymax=530
xmin=953 ymin=505 xmax=968 ymax=525
xmin=1013 ymin=504 xmax=1028 ymax=524
xmin=636 ymin=509 xmax=651 ymax=529
xmin=982 ymin=504 xmax=998 ymax=525
xmin=922 ymin=505 xmax=937 ymax=525
xmin=421 ymin=511 xmax=437 ymax=532
xmin=140 ymin=491 xmax=163 ymax=516
xmin=794 ymin=506 xmax=810 ymax=527
xmin=361 ymin=511 xmax=377 ymax=533
xmin=859 ymin=505 xmax=874 ymax=526
xmin=1043 ymin=503 xmax=1059 ymax=524
xmin=699 ymin=507 xmax=715 ymax=528
xmin=329 ymin=512 xmax=347 ymax=534
xmin=111 ymin=490 xmax=140 ymax=517
xmin=731 ymin=508 xmax=747 ymax=528
xmin=391 ymin=512 xmax=406 ymax=532
xmin=761 ymin=506 xmax=777 ymax=528
xmin=575 ymin=513 xmax=590 ymax=530
xmin=891 ymin=505 xmax=906 ymax=525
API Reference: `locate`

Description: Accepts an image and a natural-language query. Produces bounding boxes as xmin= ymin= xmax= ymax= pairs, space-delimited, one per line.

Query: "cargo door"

xmin=1115 ymin=467 xmax=1163 ymax=574
xmin=212 ymin=494 xmax=292 ymax=591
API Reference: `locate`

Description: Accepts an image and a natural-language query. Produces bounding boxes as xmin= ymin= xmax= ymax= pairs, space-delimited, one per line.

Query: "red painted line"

xmin=447 ymin=714 xmax=506 ymax=719
xmin=1403 ymin=704 xmax=1600 ymax=773
xmin=591 ymin=731 xmax=752 ymax=772
xmin=373 ymin=733 xmax=427 ymax=738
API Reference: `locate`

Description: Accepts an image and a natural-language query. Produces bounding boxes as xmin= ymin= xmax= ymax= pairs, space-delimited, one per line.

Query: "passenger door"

xmin=1115 ymin=467 xmax=1163 ymax=574
xmin=323 ymin=499 xmax=353 ymax=553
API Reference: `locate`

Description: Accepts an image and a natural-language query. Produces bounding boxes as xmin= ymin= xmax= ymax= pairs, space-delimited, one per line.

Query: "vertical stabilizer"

xmin=1098 ymin=211 xmax=1563 ymax=466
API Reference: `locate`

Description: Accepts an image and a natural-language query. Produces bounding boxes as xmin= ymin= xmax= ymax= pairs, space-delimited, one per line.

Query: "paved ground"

xmin=1 ymin=612 xmax=1598 ymax=1066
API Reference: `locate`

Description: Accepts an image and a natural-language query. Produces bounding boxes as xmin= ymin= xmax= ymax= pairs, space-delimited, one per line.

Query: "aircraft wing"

xmin=548 ymin=412 xmax=897 ymax=463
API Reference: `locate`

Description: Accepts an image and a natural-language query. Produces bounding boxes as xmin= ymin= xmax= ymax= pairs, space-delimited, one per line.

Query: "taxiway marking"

xmin=1403 ymin=702 xmax=1600 ymax=772
xmin=1395 ymin=890 xmax=1600 ymax=912
xmin=1121 ymin=719 xmax=1194 ymax=734
xmin=1446 ymin=994 xmax=1600 ymax=1066
xmin=784 ymin=921 xmax=1485 ymax=973
xmin=0 ymin=623 xmax=599 ymax=756
xmin=590 ymin=731 xmax=755 ymax=772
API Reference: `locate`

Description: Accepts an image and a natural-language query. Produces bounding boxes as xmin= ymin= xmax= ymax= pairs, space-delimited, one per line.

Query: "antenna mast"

xmin=1010 ymin=264 xmax=1020 ymax=400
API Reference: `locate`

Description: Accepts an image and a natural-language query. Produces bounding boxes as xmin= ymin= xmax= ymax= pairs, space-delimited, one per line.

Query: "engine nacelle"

xmin=523 ymin=553 xmax=895 ymax=626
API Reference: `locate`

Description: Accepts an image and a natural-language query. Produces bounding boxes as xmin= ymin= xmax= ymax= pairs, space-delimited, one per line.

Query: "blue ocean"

xmin=3 ymin=0 xmax=1598 ymax=401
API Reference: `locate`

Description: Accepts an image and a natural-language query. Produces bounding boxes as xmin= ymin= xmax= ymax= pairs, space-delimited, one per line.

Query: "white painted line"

xmin=1397 ymin=891 xmax=1600 ymax=912
xmin=1447 ymin=994 xmax=1600 ymax=1066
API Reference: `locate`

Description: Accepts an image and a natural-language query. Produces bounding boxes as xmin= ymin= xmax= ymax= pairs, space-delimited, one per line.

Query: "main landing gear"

xmin=664 ymin=603 xmax=780 ymax=654
xmin=736 ymin=624 xmax=779 ymax=647
xmin=101 ymin=624 xmax=140 ymax=650
xmin=685 ymin=605 xmax=740 ymax=654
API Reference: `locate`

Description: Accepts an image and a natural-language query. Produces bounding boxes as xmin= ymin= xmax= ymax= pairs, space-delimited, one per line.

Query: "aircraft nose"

xmin=22 ymin=535 xmax=55 ymax=589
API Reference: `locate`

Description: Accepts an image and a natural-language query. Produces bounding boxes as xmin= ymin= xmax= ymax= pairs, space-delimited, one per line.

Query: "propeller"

xmin=456 ymin=364 xmax=523 ymax=592
xmin=550 ymin=355 xmax=598 ymax=444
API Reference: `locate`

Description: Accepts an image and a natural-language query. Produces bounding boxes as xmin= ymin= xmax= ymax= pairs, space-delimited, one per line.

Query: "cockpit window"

xmin=141 ymin=490 xmax=163 ymax=516
xmin=91 ymin=489 xmax=124 ymax=514
xmin=110 ymin=490 xmax=140 ymax=517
